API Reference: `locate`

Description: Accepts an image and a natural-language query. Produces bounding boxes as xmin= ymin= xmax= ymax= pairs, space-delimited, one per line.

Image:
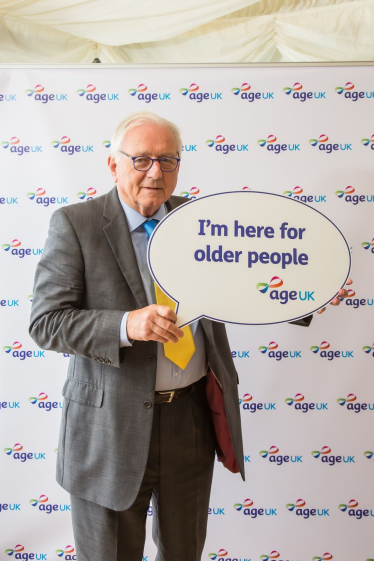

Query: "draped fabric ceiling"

xmin=0 ymin=0 xmax=373 ymax=63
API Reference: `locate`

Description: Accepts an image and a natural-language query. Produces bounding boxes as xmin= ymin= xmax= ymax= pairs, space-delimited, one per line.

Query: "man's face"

xmin=108 ymin=122 xmax=180 ymax=217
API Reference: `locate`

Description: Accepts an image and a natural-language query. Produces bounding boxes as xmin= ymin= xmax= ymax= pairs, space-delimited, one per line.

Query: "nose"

xmin=146 ymin=160 xmax=163 ymax=179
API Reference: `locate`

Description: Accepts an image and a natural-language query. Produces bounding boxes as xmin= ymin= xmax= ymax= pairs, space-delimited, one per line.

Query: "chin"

xmin=139 ymin=193 xmax=165 ymax=215
xmin=142 ymin=191 xmax=164 ymax=203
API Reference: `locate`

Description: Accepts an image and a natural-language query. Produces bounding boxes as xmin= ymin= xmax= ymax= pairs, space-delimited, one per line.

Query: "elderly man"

xmin=29 ymin=111 xmax=350 ymax=561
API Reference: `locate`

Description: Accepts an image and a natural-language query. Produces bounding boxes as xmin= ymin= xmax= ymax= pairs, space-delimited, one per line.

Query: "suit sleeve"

xmin=29 ymin=208 xmax=125 ymax=368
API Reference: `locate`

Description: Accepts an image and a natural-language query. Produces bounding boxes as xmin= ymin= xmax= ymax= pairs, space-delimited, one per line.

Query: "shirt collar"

xmin=118 ymin=191 xmax=167 ymax=233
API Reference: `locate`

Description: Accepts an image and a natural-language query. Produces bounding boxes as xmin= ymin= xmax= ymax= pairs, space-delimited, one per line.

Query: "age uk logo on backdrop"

xmin=259 ymin=445 xmax=302 ymax=465
xmin=239 ymin=394 xmax=276 ymax=412
xmin=284 ymin=186 xmax=326 ymax=203
xmin=208 ymin=549 xmax=248 ymax=561
xmin=1 ymin=137 xmax=42 ymax=155
xmin=310 ymin=341 xmax=353 ymax=360
xmin=361 ymin=134 xmax=374 ymax=149
xmin=234 ymin=498 xmax=277 ymax=518
xmin=337 ymin=393 xmax=374 ymax=413
xmin=335 ymin=81 xmax=374 ymax=101
xmin=56 ymin=545 xmax=76 ymax=559
xmin=128 ymin=84 xmax=170 ymax=103
xmin=3 ymin=342 xmax=44 ymax=360
xmin=29 ymin=494 xmax=70 ymax=514
xmin=339 ymin=499 xmax=374 ymax=519
xmin=180 ymin=187 xmax=200 ymax=199
xmin=5 ymin=544 xmax=47 ymax=560
xmin=2 ymin=240 xmax=43 ymax=258
xmin=283 ymin=82 xmax=326 ymax=101
xmin=285 ymin=393 xmax=328 ymax=412
xmin=77 ymin=187 xmax=97 ymax=200
xmin=179 ymin=83 xmax=222 ymax=102
xmin=258 ymin=341 xmax=301 ymax=361
xmin=27 ymin=188 xmax=68 ymax=207
xmin=25 ymin=84 xmax=68 ymax=103
xmin=51 ymin=136 xmax=93 ymax=154
xmin=335 ymin=186 xmax=374 ymax=204
xmin=231 ymin=83 xmax=274 ymax=101
xmin=77 ymin=84 xmax=119 ymax=102
xmin=309 ymin=134 xmax=352 ymax=152
xmin=311 ymin=446 xmax=354 ymax=465
xmin=4 ymin=442 xmax=46 ymax=462
xmin=286 ymin=498 xmax=329 ymax=518
xmin=257 ymin=135 xmax=300 ymax=153
xmin=206 ymin=135 xmax=248 ymax=153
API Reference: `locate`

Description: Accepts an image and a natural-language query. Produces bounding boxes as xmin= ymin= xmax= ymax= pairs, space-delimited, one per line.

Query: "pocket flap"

xmin=62 ymin=377 xmax=103 ymax=407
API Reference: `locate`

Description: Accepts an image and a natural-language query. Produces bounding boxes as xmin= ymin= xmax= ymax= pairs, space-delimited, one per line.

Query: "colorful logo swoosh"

xmin=128 ymin=84 xmax=147 ymax=96
xmin=310 ymin=341 xmax=330 ymax=353
xmin=232 ymin=83 xmax=251 ymax=95
xmin=52 ymin=136 xmax=70 ymax=148
xmin=335 ymin=82 xmax=354 ymax=94
xmin=258 ymin=134 xmax=277 ymax=147
xmin=3 ymin=341 xmax=22 ymax=353
xmin=206 ymin=135 xmax=225 ymax=147
xmin=29 ymin=392 xmax=48 ymax=405
xmin=283 ymin=82 xmax=302 ymax=94
xmin=180 ymin=83 xmax=199 ymax=95
xmin=285 ymin=393 xmax=304 ymax=406
xmin=77 ymin=84 xmax=96 ymax=96
xmin=257 ymin=276 xmax=283 ymax=293
xmin=25 ymin=85 xmax=44 ymax=97
xmin=1 ymin=137 xmax=20 ymax=149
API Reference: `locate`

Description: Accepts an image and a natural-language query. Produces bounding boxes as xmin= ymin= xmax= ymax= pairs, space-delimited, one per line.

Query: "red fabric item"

xmin=205 ymin=370 xmax=240 ymax=473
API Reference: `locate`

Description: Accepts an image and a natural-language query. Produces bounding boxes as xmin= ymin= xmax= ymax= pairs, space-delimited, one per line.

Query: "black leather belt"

xmin=154 ymin=381 xmax=197 ymax=404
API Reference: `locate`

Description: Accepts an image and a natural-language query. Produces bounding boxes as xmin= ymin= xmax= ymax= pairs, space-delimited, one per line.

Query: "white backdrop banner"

xmin=0 ymin=64 xmax=373 ymax=561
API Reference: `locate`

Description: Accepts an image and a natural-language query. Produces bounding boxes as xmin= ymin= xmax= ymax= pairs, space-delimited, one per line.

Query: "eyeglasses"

xmin=119 ymin=151 xmax=180 ymax=172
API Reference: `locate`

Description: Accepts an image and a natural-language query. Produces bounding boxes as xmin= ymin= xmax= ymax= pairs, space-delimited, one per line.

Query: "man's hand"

xmin=317 ymin=277 xmax=353 ymax=314
xmin=127 ymin=305 xmax=184 ymax=343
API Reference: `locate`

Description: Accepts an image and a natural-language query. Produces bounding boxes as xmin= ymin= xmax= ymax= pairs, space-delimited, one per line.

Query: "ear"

xmin=107 ymin=155 xmax=118 ymax=183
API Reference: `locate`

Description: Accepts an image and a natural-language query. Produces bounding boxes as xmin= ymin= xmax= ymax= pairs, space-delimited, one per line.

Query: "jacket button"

xmin=93 ymin=356 xmax=99 ymax=361
xmin=98 ymin=357 xmax=105 ymax=363
xmin=104 ymin=358 xmax=111 ymax=365
xmin=147 ymin=355 xmax=156 ymax=363
xmin=143 ymin=401 xmax=152 ymax=409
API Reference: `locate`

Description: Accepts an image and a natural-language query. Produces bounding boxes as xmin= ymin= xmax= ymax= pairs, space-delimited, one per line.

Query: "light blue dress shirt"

xmin=119 ymin=195 xmax=207 ymax=391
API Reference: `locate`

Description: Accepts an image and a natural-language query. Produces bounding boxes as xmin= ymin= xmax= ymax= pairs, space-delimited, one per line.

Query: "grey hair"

xmin=110 ymin=111 xmax=182 ymax=162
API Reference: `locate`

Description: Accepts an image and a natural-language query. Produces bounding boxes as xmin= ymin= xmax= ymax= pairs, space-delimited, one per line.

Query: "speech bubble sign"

xmin=148 ymin=191 xmax=351 ymax=327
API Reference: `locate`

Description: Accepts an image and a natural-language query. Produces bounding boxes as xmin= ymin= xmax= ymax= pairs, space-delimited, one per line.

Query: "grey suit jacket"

xmin=29 ymin=186 xmax=246 ymax=511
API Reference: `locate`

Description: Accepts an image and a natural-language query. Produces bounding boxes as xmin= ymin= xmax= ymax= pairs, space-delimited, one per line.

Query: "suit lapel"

xmin=165 ymin=197 xmax=184 ymax=213
xmin=103 ymin=187 xmax=148 ymax=309
xmin=103 ymin=187 xmax=187 ymax=309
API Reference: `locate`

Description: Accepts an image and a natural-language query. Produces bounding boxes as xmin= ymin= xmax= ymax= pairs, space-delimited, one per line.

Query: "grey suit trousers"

xmin=70 ymin=377 xmax=216 ymax=561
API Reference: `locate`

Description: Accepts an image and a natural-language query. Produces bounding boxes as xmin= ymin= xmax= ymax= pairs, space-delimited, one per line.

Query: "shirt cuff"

xmin=120 ymin=312 xmax=134 ymax=347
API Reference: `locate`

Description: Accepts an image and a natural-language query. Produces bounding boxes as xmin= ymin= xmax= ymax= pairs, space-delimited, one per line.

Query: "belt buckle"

xmin=158 ymin=390 xmax=176 ymax=403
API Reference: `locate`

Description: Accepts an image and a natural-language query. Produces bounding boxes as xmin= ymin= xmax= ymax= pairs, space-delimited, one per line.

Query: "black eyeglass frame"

xmin=119 ymin=150 xmax=180 ymax=172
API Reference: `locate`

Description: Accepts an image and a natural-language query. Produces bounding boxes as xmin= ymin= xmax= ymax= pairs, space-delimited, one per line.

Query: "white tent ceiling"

xmin=0 ymin=0 xmax=373 ymax=63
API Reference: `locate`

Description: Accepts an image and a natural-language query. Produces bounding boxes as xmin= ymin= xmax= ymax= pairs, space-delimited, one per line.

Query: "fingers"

xmin=338 ymin=288 xmax=348 ymax=298
xmin=150 ymin=320 xmax=180 ymax=344
xmin=126 ymin=305 xmax=184 ymax=343
xmin=332 ymin=279 xmax=354 ymax=304
xmin=318 ymin=279 xmax=353 ymax=315
xmin=154 ymin=306 xmax=184 ymax=342
xmin=156 ymin=304 xmax=178 ymax=323
xmin=147 ymin=320 xmax=171 ymax=344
